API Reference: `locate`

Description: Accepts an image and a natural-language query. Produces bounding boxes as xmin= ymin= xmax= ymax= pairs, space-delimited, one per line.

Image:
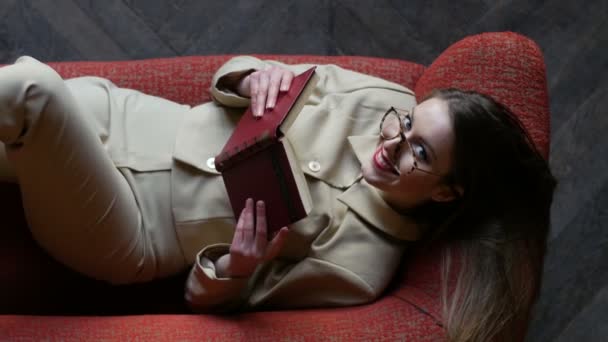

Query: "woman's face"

xmin=362 ymin=97 xmax=457 ymax=212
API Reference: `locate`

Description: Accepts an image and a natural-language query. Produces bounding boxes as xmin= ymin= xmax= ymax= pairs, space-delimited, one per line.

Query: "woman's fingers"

xmin=279 ymin=71 xmax=294 ymax=92
xmin=247 ymin=67 xmax=295 ymax=117
xmin=228 ymin=200 xmax=288 ymax=277
xmin=249 ymin=71 xmax=271 ymax=117
xmin=241 ymin=198 xmax=255 ymax=243
xmin=254 ymin=201 xmax=268 ymax=252
xmin=255 ymin=72 xmax=270 ymax=117
xmin=249 ymin=73 xmax=259 ymax=116
xmin=264 ymin=227 xmax=289 ymax=261
xmin=232 ymin=204 xmax=247 ymax=246
xmin=266 ymin=68 xmax=283 ymax=109
xmin=251 ymin=200 xmax=288 ymax=261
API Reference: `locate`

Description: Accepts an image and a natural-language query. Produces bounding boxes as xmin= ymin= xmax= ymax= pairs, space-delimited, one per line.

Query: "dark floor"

xmin=1 ymin=1 xmax=606 ymax=341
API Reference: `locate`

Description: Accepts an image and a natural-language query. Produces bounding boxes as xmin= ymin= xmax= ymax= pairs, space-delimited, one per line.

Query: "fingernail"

xmin=257 ymin=200 xmax=264 ymax=207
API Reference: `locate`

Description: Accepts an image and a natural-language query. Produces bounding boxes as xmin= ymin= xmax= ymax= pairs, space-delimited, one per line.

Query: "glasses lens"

xmin=381 ymin=112 xmax=401 ymax=138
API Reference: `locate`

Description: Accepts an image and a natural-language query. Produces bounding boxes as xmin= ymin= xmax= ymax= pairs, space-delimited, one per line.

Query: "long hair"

xmin=420 ymin=89 xmax=556 ymax=341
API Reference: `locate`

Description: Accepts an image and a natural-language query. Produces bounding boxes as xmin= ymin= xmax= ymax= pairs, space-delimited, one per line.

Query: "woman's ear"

xmin=431 ymin=184 xmax=464 ymax=202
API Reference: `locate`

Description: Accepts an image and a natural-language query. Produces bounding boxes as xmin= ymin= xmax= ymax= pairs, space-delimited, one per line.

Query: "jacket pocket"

xmin=170 ymin=160 xmax=236 ymax=262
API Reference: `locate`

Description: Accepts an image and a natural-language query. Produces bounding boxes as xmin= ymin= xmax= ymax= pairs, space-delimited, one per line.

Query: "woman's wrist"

xmin=214 ymin=254 xmax=232 ymax=278
xmin=235 ymin=74 xmax=251 ymax=98
xmin=216 ymin=71 xmax=254 ymax=98
xmin=214 ymin=254 xmax=254 ymax=278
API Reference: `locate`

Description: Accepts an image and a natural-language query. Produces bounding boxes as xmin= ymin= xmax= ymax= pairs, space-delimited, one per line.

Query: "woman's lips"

xmin=373 ymin=148 xmax=399 ymax=175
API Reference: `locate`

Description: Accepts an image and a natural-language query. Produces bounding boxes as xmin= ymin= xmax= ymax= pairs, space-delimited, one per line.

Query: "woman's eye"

xmin=414 ymin=144 xmax=428 ymax=162
xmin=403 ymin=114 xmax=412 ymax=131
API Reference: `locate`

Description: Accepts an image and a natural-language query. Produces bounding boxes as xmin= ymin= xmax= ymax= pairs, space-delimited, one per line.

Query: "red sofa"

xmin=0 ymin=32 xmax=549 ymax=340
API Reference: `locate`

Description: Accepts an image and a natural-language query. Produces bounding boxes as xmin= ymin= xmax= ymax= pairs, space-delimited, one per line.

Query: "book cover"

xmin=215 ymin=67 xmax=318 ymax=234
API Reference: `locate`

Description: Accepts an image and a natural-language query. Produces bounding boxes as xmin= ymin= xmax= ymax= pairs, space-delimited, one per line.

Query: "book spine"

xmin=215 ymin=131 xmax=274 ymax=171
xmin=268 ymin=143 xmax=298 ymax=222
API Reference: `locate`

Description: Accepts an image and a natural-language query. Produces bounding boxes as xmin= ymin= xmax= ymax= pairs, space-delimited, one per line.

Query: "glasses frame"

xmin=379 ymin=107 xmax=443 ymax=177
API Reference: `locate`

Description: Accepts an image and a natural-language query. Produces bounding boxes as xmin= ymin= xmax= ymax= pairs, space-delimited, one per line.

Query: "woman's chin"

xmin=362 ymin=164 xmax=390 ymax=190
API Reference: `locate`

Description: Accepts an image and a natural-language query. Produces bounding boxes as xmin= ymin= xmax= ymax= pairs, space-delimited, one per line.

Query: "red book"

xmin=215 ymin=67 xmax=318 ymax=235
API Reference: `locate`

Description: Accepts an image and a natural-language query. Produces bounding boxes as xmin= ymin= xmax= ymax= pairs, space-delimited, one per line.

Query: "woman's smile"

xmin=372 ymin=146 xmax=399 ymax=175
xmin=362 ymin=98 xmax=458 ymax=212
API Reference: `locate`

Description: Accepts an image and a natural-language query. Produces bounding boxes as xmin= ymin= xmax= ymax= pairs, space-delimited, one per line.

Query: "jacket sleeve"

xmin=209 ymin=56 xmax=266 ymax=108
xmin=184 ymin=215 xmax=409 ymax=313
xmin=209 ymin=56 xmax=413 ymax=109
xmin=184 ymin=243 xmax=250 ymax=313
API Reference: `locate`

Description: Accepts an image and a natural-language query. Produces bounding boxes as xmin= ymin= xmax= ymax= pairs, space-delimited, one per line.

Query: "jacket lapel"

xmin=339 ymin=135 xmax=421 ymax=241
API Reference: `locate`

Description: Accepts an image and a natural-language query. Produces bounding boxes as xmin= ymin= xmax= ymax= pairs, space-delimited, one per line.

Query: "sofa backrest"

xmin=415 ymin=31 xmax=550 ymax=158
xmin=48 ymin=55 xmax=425 ymax=107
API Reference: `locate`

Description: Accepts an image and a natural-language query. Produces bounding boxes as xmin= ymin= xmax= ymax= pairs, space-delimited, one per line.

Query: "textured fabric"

xmin=415 ymin=31 xmax=550 ymax=158
xmin=48 ymin=55 xmax=425 ymax=107
xmin=393 ymin=242 xmax=459 ymax=324
xmin=0 ymin=298 xmax=444 ymax=341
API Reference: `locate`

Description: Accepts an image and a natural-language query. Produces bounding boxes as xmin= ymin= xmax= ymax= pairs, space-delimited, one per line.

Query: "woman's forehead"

xmin=413 ymin=98 xmax=455 ymax=171
xmin=414 ymin=99 xmax=454 ymax=143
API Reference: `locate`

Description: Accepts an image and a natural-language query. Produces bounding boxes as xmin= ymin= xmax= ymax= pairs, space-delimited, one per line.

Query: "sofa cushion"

xmin=1 ymin=298 xmax=445 ymax=341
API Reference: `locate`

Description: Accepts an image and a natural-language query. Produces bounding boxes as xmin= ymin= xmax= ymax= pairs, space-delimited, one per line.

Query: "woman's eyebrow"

xmin=412 ymin=107 xmax=438 ymax=162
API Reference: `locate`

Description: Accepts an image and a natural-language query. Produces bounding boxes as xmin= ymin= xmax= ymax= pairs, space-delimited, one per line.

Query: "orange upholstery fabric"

xmin=48 ymin=55 xmax=425 ymax=106
xmin=415 ymin=32 xmax=550 ymax=158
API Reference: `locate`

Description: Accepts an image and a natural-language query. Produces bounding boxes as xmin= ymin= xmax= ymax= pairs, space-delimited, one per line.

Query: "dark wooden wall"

xmin=1 ymin=1 xmax=606 ymax=341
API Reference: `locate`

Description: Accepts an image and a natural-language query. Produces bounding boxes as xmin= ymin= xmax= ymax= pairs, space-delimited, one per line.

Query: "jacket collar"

xmin=338 ymin=135 xmax=422 ymax=241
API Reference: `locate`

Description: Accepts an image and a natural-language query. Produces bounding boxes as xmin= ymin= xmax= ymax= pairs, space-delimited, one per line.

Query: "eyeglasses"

xmin=379 ymin=107 xmax=442 ymax=177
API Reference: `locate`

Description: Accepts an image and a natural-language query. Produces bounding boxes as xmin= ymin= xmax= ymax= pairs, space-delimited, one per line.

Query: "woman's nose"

xmin=383 ymin=134 xmax=404 ymax=158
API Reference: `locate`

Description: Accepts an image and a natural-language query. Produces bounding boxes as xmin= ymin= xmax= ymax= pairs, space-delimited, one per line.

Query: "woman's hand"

xmin=236 ymin=66 xmax=295 ymax=117
xmin=215 ymin=198 xmax=289 ymax=278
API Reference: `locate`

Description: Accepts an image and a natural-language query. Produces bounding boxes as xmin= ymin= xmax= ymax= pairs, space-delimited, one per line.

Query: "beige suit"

xmin=0 ymin=56 xmax=187 ymax=284
xmin=0 ymin=56 xmax=419 ymax=312
xmin=177 ymin=57 xmax=420 ymax=312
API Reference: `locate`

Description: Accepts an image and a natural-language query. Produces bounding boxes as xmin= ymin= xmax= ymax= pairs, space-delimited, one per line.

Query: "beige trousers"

xmin=0 ymin=57 xmax=188 ymax=284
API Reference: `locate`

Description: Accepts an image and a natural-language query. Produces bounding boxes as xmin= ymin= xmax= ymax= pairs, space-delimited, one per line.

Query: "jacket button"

xmin=206 ymin=157 xmax=216 ymax=169
xmin=308 ymin=160 xmax=321 ymax=172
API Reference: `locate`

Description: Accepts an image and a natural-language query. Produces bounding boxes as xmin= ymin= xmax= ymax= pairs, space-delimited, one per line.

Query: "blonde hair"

xmin=422 ymin=89 xmax=555 ymax=341
xmin=441 ymin=238 xmax=543 ymax=341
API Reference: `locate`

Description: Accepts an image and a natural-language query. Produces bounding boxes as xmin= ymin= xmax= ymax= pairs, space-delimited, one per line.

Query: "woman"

xmin=0 ymin=55 xmax=555 ymax=341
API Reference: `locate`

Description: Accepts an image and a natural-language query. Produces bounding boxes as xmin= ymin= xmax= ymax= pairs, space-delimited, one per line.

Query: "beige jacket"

xmin=175 ymin=56 xmax=420 ymax=312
